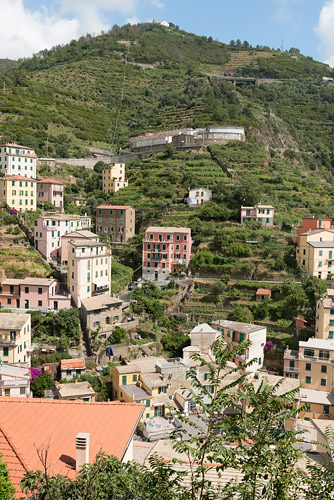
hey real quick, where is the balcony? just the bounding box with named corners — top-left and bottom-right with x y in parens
top-left (284, 366), bottom-right (299, 373)
top-left (301, 354), bottom-right (334, 364)
top-left (0, 339), bottom-right (16, 347)
top-left (151, 257), bottom-right (162, 262)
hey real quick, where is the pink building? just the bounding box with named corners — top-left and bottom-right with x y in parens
top-left (283, 348), bottom-right (299, 379)
top-left (142, 226), bottom-right (192, 281)
top-left (241, 204), bottom-right (274, 227)
top-left (34, 214), bottom-right (92, 261)
top-left (60, 230), bottom-right (99, 265)
top-left (36, 179), bottom-right (64, 210)
top-left (0, 277), bottom-right (71, 311)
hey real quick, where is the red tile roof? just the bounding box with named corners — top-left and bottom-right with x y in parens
top-left (0, 398), bottom-right (144, 497)
top-left (60, 358), bottom-right (86, 370)
top-left (256, 289), bottom-right (271, 295)
top-left (37, 178), bottom-right (64, 185)
top-left (3, 175), bottom-right (36, 181)
top-left (96, 205), bottom-right (132, 210)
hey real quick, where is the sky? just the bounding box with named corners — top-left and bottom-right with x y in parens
top-left (2, 0), bottom-right (334, 66)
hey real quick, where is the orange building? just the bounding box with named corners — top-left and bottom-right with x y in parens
top-left (296, 217), bottom-right (334, 245)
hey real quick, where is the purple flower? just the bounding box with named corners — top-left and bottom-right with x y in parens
top-left (264, 341), bottom-right (274, 352)
top-left (29, 367), bottom-right (42, 382)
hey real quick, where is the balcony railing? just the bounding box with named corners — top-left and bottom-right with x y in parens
top-left (284, 366), bottom-right (299, 373)
top-left (301, 354), bottom-right (334, 364)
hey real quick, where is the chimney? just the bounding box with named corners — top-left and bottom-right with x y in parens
top-left (76, 433), bottom-right (90, 471)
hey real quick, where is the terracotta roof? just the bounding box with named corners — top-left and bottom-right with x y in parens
top-left (60, 358), bottom-right (86, 370)
top-left (256, 288), bottom-right (271, 295)
top-left (96, 205), bottom-right (133, 210)
top-left (37, 178), bottom-right (64, 185)
top-left (2, 175), bottom-right (36, 181)
top-left (0, 398), bottom-right (144, 496)
top-left (0, 143), bottom-right (35, 150)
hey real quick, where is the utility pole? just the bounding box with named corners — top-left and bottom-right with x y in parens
top-left (281, 36), bottom-right (284, 52)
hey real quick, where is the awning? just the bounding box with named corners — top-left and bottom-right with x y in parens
top-left (93, 280), bottom-right (110, 287)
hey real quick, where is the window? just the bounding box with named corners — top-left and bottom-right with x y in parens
top-left (3, 348), bottom-right (8, 356)
top-left (4, 389), bottom-right (10, 396)
top-left (258, 357), bottom-right (262, 365)
top-left (146, 400), bottom-right (150, 407)
top-left (38, 288), bottom-right (42, 295)
top-left (227, 330), bottom-right (231, 337)
top-left (239, 333), bottom-right (245, 341)
top-left (305, 376), bottom-right (311, 384)
top-left (321, 365), bottom-right (327, 373)
top-left (132, 374), bottom-right (137, 382)
top-left (305, 363), bottom-right (311, 371)
top-left (122, 375), bottom-right (127, 385)
top-left (147, 243), bottom-right (151, 250)
top-left (324, 405), bottom-right (330, 415)
top-left (38, 300), bottom-right (42, 307)
top-left (319, 262), bottom-right (322, 268)
top-left (150, 234), bottom-right (153, 240)
top-left (289, 360), bottom-right (295, 368)
top-left (204, 373), bottom-right (209, 381)
top-left (329, 331), bottom-right (334, 339)
top-left (319, 250), bottom-right (323, 256)
top-left (330, 320), bottom-right (334, 326)
top-left (321, 379), bottom-right (326, 387)
top-left (20, 388), bottom-right (25, 395)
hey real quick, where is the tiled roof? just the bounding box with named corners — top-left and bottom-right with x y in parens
top-left (256, 288), bottom-right (271, 295)
top-left (2, 175), bottom-right (36, 181)
top-left (0, 398), bottom-right (144, 496)
top-left (0, 143), bottom-right (35, 150)
top-left (81, 295), bottom-right (122, 312)
top-left (0, 313), bottom-right (30, 330)
top-left (96, 205), bottom-right (133, 210)
top-left (145, 226), bottom-right (191, 233)
top-left (60, 358), bottom-right (85, 370)
top-left (37, 178), bottom-right (64, 185)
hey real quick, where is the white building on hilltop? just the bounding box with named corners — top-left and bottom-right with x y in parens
top-left (0, 143), bottom-right (37, 179)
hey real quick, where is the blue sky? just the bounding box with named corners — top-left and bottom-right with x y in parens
top-left (2, 0), bottom-right (334, 65)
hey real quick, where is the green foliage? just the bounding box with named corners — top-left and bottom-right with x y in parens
top-left (29, 309), bottom-right (80, 343)
top-left (110, 259), bottom-right (133, 294)
top-left (161, 332), bottom-right (190, 357)
top-left (131, 282), bottom-right (164, 322)
top-left (232, 305), bottom-right (254, 323)
top-left (111, 328), bottom-right (127, 343)
top-left (31, 373), bottom-right (55, 398)
top-left (0, 453), bottom-right (15, 499)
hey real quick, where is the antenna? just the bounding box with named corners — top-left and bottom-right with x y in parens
top-left (281, 36), bottom-right (284, 52)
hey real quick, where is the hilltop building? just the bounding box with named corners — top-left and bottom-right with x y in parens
top-left (0, 175), bottom-right (36, 212)
top-left (67, 239), bottom-right (111, 307)
top-left (187, 188), bottom-right (212, 206)
top-left (81, 295), bottom-right (123, 335)
top-left (96, 205), bottom-right (135, 243)
top-left (36, 178), bottom-right (64, 210)
top-left (0, 276), bottom-right (70, 312)
top-left (34, 213), bottom-right (92, 261)
top-left (102, 163), bottom-right (128, 193)
top-left (296, 228), bottom-right (334, 279)
top-left (0, 313), bottom-right (31, 365)
top-left (0, 142), bottom-right (37, 178)
top-left (142, 226), bottom-right (192, 281)
top-left (296, 217), bottom-right (334, 245)
top-left (240, 204), bottom-right (274, 227)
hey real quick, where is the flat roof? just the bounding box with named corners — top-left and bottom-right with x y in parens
top-left (145, 226), bottom-right (191, 233)
top-left (211, 319), bottom-right (265, 335)
top-left (252, 373), bottom-right (300, 395)
top-left (96, 205), bottom-right (133, 210)
top-left (62, 230), bottom-right (97, 239)
top-left (0, 313), bottom-right (30, 330)
top-left (70, 239), bottom-right (106, 248)
top-left (56, 381), bottom-right (95, 398)
top-left (300, 338), bottom-right (334, 350)
top-left (2, 277), bottom-right (56, 287)
top-left (81, 295), bottom-right (122, 312)
top-left (309, 241), bottom-right (334, 248)
top-left (120, 384), bottom-right (151, 400)
top-left (300, 388), bottom-right (334, 405)
top-left (39, 213), bottom-right (91, 221)
top-left (116, 356), bottom-right (167, 374)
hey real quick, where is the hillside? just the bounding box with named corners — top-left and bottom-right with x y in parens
top-left (0, 23), bottom-right (333, 158)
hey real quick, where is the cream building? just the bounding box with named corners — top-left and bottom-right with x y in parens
top-left (296, 229), bottom-right (334, 279)
top-left (0, 314), bottom-right (31, 366)
top-left (316, 289), bottom-right (334, 340)
top-left (67, 239), bottom-right (112, 307)
top-left (0, 175), bottom-right (36, 212)
top-left (293, 338), bottom-right (334, 392)
top-left (102, 163), bottom-right (128, 194)
top-left (0, 143), bottom-right (37, 178)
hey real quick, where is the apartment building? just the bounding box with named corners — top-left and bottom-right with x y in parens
top-left (0, 363), bottom-right (31, 397)
top-left (315, 288), bottom-right (334, 340)
top-left (0, 313), bottom-right (31, 365)
top-left (67, 239), bottom-right (111, 307)
top-left (211, 319), bottom-right (266, 375)
top-left (112, 356), bottom-right (188, 419)
top-left (36, 178), bottom-right (64, 210)
top-left (0, 142), bottom-right (37, 178)
top-left (296, 217), bottom-right (334, 245)
top-left (102, 163), bottom-right (128, 194)
top-left (34, 214), bottom-right (92, 261)
top-left (284, 338), bottom-right (334, 391)
top-left (0, 277), bottom-right (70, 311)
top-left (60, 230), bottom-right (98, 265)
top-left (241, 204), bottom-right (274, 227)
top-left (296, 229), bottom-right (334, 279)
top-left (0, 175), bottom-right (36, 212)
top-left (96, 205), bottom-right (135, 243)
top-left (142, 226), bottom-right (192, 281)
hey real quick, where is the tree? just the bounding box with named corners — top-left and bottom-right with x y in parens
top-left (31, 373), bottom-right (55, 398)
top-left (230, 40), bottom-right (235, 46)
top-left (0, 454), bottom-right (15, 499)
top-left (111, 328), bottom-right (126, 343)
top-left (232, 305), bottom-right (254, 323)
top-left (243, 40), bottom-right (250, 49)
top-left (301, 275), bottom-right (327, 310)
top-left (304, 426), bottom-right (334, 499)
top-left (278, 279), bottom-right (308, 319)
top-left (164, 143), bottom-right (176, 159)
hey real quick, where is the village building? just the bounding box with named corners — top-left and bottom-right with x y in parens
top-left (81, 295), bottom-right (123, 334)
top-left (0, 398), bottom-right (143, 497)
top-left (67, 239), bottom-right (111, 307)
top-left (102, 163), bottom-right (128, 193)
top-left (60, 230), bottom-right (98, 266)
top-left (211, 319), bottom-right (266, 375)
top-left (187, 187), bottom-right (212, 206)
top-left (0, 175), bottom-right (36, 212)
top-left (296, 228), bottom-right (334, 279)
top-left (240, 204), bottom-right (274, 227)
top-left (34, 213), bottom-right (92, 261)
top-left (55, 381), bottom-right (96, 401)
top-left (36, 178), bottom-right (64, 210)
top-left (142, 226), bottom-right (192, 281)
top-left (112, 356), bottom-right (188, 419)
top-left (0, 363), bottom-right (31, 397)
top-left (96, 205), bottom-right (135, 243)
top-left (255, 288), bottom-right (271, 302)
top-left (60, 358), bottom-right (86, 381)
top-left (0, 313), bottom-right (31, 366)
top-left (0, 277), bottom-right (71, 311)
top-left (315, 288), bottom-right (334, 340)
top-left (0, 142), bottom-right (37, 178)
top-left (296, 217), bottom-right (334, 245)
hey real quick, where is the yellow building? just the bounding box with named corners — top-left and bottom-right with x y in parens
top-left (102, 163), bottom-right (128, 194)
top-left (316, 289), bottom-right (334, 340)
top-left (0, 175), bottom-right (36, 212)
top-left (299, 388), bottom-right (334, 420)
top-left (297, 338), bottom-right (334, 392)
top-left (112, 356), bottom-right (188, 419)
top-left (296, 229), bottom-right (334, 279)
top-left (0, 313), bottom-right (31, 366)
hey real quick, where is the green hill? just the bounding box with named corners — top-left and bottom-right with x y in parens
top-left (0, 23), bottom-right (333, 158)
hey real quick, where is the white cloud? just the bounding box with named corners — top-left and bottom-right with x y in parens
top-left (126, 15), bottom-right (140, 25)
top-left (149, 0), bottom-right (164, 8)
top-left (315, 1), bottom-right (334, 66)
top-left (274, 0), bottom-right (301, 21)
